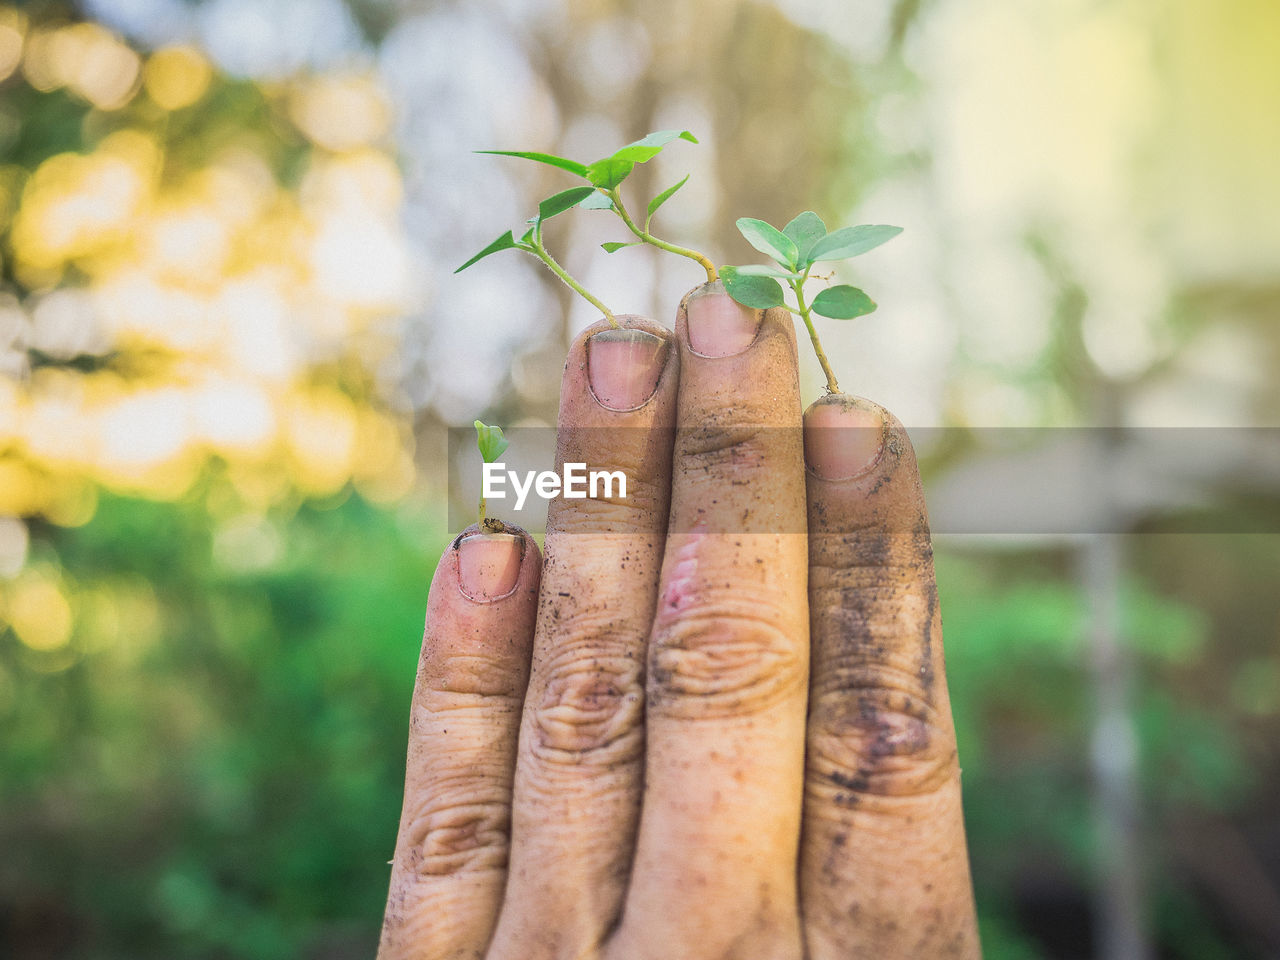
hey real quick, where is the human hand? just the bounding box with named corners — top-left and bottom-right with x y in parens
top-left (379, 282), bottom-right (980, 958)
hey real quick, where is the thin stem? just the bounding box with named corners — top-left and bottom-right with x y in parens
top-left (609, 189), bottom-right (717, 282)
top-left (792, 273), bottom-right (841, 395)
top-left (478, 494), bottom-right (486, 526)
top-left (525, 231), bottom-right (617, 327)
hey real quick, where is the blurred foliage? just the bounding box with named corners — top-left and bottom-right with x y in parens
top-left (2, 489), bottom-right (439, 957)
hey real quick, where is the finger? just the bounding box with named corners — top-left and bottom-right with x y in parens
top-left (798, 395), bottom-right (979, 959)
top-left (487, 318), bottom-right (678, 958)
top-left (379, 525), bottom-right (540, 960)
top-left (613, 282), bottom-right (808, 959)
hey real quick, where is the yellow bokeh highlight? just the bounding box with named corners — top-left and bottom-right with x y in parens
top-left (0, 458), bottom-right (48, 516)
top-left (284, 386), bottom-right (359, 497)
top-left (22, 21), bottom-right (139, 109)
top-left (0, 7), bottom-right (26, 84)
top-left (289, 73), bottom-right (392, 152)
top-left (4, 567), bottom-right (74, 652)
top-left (12, 129), bottom-right (160, 272)
top-left (0, 15), bottom-right (416, 537)
top-left (144, 45), bottom-right (211, 111)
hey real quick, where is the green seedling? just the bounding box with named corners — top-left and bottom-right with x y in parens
top-left (460, 133), bottom-right (902, 397)
top-left (474, 420), bottom-right (509, 531)
top-left (456, 130), bottom-right (716, 327)
top-left (720, 212), bottom-right (902, 395)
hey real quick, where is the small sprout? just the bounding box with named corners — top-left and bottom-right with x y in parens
top-left (646, 174), bottom-right (689, 232)
top-left (459, 131), bottom-right (715, 326)
top-left (457, 187), bottom-right (617, 325)
top-left (474, 420), bottom-right (509, 530)
top-left (722, 211), bottom-right (902, 394)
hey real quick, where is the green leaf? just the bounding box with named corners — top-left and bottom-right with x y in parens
top-left (538, 186), bottom-right (597, 221)
top-left (455, 231), bottom-right (519, 273)
top-left (811, 285), bottom-right (877, 319)
top-left (809, 224), bottom-right (903, 262)
top-left (519, 226), bottom-right (534, 244)
top-left (578, 190), bottom-right (615, 210)
top-left (601, 242), bottom-right (640, 253)
top-left (475, 150), bottom-right (589, 178)
top-left (645, 174), bottom-right (689, 226)
top-left (782, 211), bottom-right (827, 266)
top-left (586, 156), bottom-right (635, 189)
top-left (611, 129), bottom-right (698, 163)
top-left (721, 266), bottom-right (785, 310)
top-left (474, 421), bottom-right (510, 463)
top-left (732, 263), bottom-right (802, 280)
top-left (735, 217), bottom-right (799, 269)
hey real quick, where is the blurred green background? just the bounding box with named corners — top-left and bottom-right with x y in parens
top-left (1, 0), bottom-right (1278, 957)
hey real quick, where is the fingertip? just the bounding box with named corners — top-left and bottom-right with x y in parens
top-left (675, 281), bottom-right (796, 362)
top-left (447, 521), bottom-right (540, 604)
top-left (563, 315), bottom-right (678, 420)
top-left (803, 394), bottom-right (890, 481)
top-left (803, 395), bottom-right (928, 539)
top-left (803, 394), bottom-right (921, 483)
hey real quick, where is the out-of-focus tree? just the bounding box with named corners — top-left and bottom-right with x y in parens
top-left (0, 2), bottom-right (415, 541)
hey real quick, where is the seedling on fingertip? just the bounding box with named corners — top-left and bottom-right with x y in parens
top-left (455, 130), bottom-right (715, 327)
top-left (721, 212), bottom-right (902, 395)
top-left (474, 420), bottom-right (509, 532)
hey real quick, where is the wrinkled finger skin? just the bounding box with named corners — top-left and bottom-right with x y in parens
top-left (800, 395), bottom-right (980, 959)
top-left (380, 525), bottom-right (541, 960)
top-left (488, 316), bottom-right (679, 959)
top-left (380, 285), bottom-right (980, 960)
top-left (611, 286), bottom-right (809, 960)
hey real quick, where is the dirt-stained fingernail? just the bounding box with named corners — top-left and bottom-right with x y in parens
top-left (804, 399), bottom-right (886, 480)
top-left (686, 280), bottom-right (761, 358)
top-left (587, 328), bottom-right (668, 411)
top-left (457, 532), bottom-right (523, 602)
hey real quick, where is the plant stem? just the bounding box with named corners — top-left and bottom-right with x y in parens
top-left (792, 274), bottom-right (841, 395)
top-left (526, 231), bottom-right (617, 327)
top-left (478, 494), bottom-right (486, 525)
top-left (608, 189), bottom-right (718, 282)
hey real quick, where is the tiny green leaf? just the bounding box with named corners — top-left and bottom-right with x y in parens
top-left (455, 230), bottom-right (519, 273)
top-left (811, 285), bottom-right (877, 319)
top-left (782, 211), bottom-right (827, 266)
top-left (733, 263), bottom-right (803, 280)
top-left (808, 224), bottom-right (903, 262)
top-left (645, 174), bottom-right (689, 226)
top-left (586, 156), bottom-right (635, 189)
top-left (578, 190), bottom-right (615, 210)
top-left (601, 241), bottom-right (641, 253)
top-left (474, 421), bottom-right (510, 463)
top-left (538, 186), bottom-right (597, 222)
top-left (735, 217), bottom-right (799, 270)
top-left (475, 150), bottom-right (589, 178)
top-left (721, 266), bottom-right (785, 310)
top-left (611, 129), bottom-right (698, 164)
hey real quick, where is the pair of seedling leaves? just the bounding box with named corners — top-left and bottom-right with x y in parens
top-left (455, 130), bottom-right (901, 384)
top-left (464, 133), bottom-right (902, 523)
top-left (454, 130), bottom-right (711, 309)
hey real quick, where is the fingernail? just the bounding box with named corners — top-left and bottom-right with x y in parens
top-left (457, 533), bottom-right (522, 602)
top-left (587, 328), bottom-right (668, 411)
top-left (686, 280), bottom-right (761, 358)
top-left (804, 401), bottom-right (886, 480)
